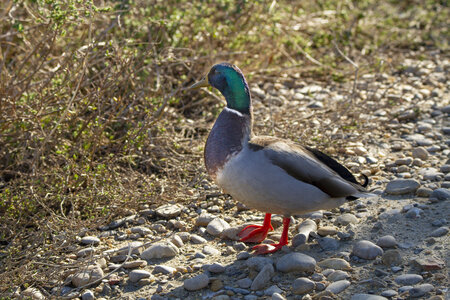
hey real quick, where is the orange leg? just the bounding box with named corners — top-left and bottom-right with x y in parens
top-left (252, 217), bottom-right (291, 254)
top-left (238, 213), bottom-right (274, 243)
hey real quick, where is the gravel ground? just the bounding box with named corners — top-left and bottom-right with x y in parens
top-left (17, 55), bottom-right (449, 300)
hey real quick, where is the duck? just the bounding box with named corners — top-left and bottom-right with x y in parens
top-left (189, 62), bottom-right (371, 254)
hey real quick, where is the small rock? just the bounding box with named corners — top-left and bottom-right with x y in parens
top-left (152, 265), bottom-right (176, 275)
top-left (251, 264), bottom-right (274, 290)
top-left (412, 147), bottom-right (429, 160)
top-left (183, 273), bottom-right (209, 291)
top-left (247, 256), bottom-right (274, 271)
top-left (318, 226), bottom-right (338, 236)
top-left (155, 204), bottom-right (183, 218)
top-left (72, 265), bottom-right (104, 287)
top-left (395, 157), bottom-right (413, 165)
top-left (265, 285), bottom-right (283, 296)
top-left (318, 258), bottom-right (352, 270)
top-left (394, 274), bottom-right (423, 285)
top-left (381, 249), bottom-right (402, 266)
top-left (170, 234), bottom-right (184, 248)
top-left (203, 245), bottom-right (221, 256)
top-left (206, 262), bottom-right (226, 273)
top-left (221, 227), bottom-right (242, 240)
top-left (318, 237), bottom-right (340, 250)
top-left (190, 234), bottom-right (207, 244)
top-left (130, 226), bottom-right (152, 236)
top-left (129, 270), bottom-right (151, 283)
top-left (77, 247), bottom-right (95, 258)
top-left (352, 240), bottom-right (383, 260)
top-left (429, 226), bottom-right (449, 237)
top-left (325, 280), bottom-right (350, 294)
top-left (141, 242), bottom-right (179, 259)
top-left (327, 270), bottom-right (349, 282)
top-left (412, 257), bottom-right (445, 270)
top-left (80, 236), bottom-right (100, 246)
top-left (292, 277), bottom-right (315, 294)
top-left (210, 279), bottom-right (223, 292)
top-left (21, 287), bottom-right (45, 300)
top-left (81, 289), bottom-right (95, 300)
top-left (430, 188), bottom-right (450, 201)
top-left (237, 277), bottom-right (253, 289)
top-left (405, 207), bottom-right (423, 218)
top-left (416, 187), bottom-right (432, 197)
top-left (292, 219), bottom-right (317, 246)
top-left (409, 283), bottom-right (434, 298)
top-left (335, 213), bottom-right (359, 226)
top-left (122, 260), bottom-right (147, 269)
top-left (196, 212), bottom-right (216, 226)
top-left (351, 294), bottom-right (388, 300)
top-left (380, 290), bottom-right (397, 297)
top-left (276, 253), bottom-right (316, 273)
top-left (384, 179), bottom-right (420, 195)
top-left (376, 235), bottom-right (397, 248)
top-left (271, 292), bottom-right (286, 300)
top-left (206, 218), bottom-right (230, 236)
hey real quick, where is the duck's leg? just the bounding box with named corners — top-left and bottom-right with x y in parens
top-left (238, 213), bottom-right (273, 243)
top-left (252, 217), bottom-right (291, 254)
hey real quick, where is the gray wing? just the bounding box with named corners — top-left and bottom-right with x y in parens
top-left (248, 136), bottom-right (365, 198)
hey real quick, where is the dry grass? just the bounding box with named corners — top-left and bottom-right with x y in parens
top-left (0, 0), bottom-right (448, 294)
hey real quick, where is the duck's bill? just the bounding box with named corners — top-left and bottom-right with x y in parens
top-left (188, 77), bottom-right (209, 89)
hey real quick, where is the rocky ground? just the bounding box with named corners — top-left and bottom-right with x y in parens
top-left (17, 55), bottom-right (449, 300)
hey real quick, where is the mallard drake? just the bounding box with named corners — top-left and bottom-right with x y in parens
top-left (189, 62), bottom-right (370, 254)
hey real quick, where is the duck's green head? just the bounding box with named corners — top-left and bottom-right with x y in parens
top-left (190, 62), bottom-right (251, 115)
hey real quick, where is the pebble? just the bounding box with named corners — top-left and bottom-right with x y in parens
top-left (412, 257), bottom-right (444, 270)
top-left (155, 204), bottom-right (183, 218)
top-left (271, 292), bottom-right (286, 300)
top-left (318, 237), bottom-right (340, 250)
top-left (325, 280), bottom-right (350, 294)
top-left (352, 240), bottom-right (383, 260)
top-left (247, 256), bottom-right (274, 271)
top-left (292, 219), bottom-right (317, 246)
top-left (394, 274), bottom-right (423, 285)
top-left (81, 289), bottom-right (95, 300)
top-left (265, 285), bottom-right (283, 296)
top-left (276, 252), bottom-right (316, 273)
top-left (72, 265), bottom-right (104, 287)
top-left (129, 270), bottom-right (151, 283)
top-left (380, 289), bottom-right (397, 297)
top-left (405, 207), bottom-right (423, 218)
top-left (130, 226), bottom-right (152, 236)
top-left (440, 164), bottom-right (450, 173)
top-left (416, 187), bottom-right (433, 197)
top-left (21, 288), bottom-right (45, 300)
top-left (327, 270), bottom-right (349, 282)
top-left (292, 277), bottom-right (315, 294)
top-left (335, 213), bottom-right (359, 226)
top-left (141, 241), bottom-right (179, 259)
top-left (183, 273), bottom-right (209, 291)
top-left (399, 285), bottom-right (414, 293)
top-left (376, 235), bottom-right (397, 248)
top-left (384, 179), bottom-right (420, 195)
top-left (430, 188), bottom-right (450, 201)
top-left (206, 218), bottom-right (230, 236)
top-left (122, 260), bottom-right (147, 269)
top-left (237, 277), bottom-right (253, 289)
top-left (153, 265), bottom-right (176, 274)
top-left (318, 258), bottom-right (352, 270)
top-left (251, 263), bottom-right (274, 290)
top-left (80, 236), bottom-right (100, 246)
top-left (412, 147), bottom-right (429, 160)
top-left (351, 294), bottom-right (388, 300)
top-left (190, 234), bottom-right (207, 244)
top-left (381, 249), bottom-right (402, 266)
top-left (207, 262), bottom-right (226, 273)
top-left (77, 247), bottom-right (95, 258)
top-left (409, 283), bottom-right (434, 298)
top-left (429, 226), bottom-right (449, 237)
top-left (170, 234), bottom-right (184, 248)
top-left (317, 226), bottom-right (338, 236)
top-left (203, 245), bottom-right (221, 256)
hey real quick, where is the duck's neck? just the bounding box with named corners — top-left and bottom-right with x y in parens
top-left (204, 107), bottom-right (252, 178)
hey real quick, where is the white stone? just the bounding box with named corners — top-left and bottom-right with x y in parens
top-left (183, 273), bottom-right (209, 291)
top-left (141, 241), bottom-right (179, 259)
